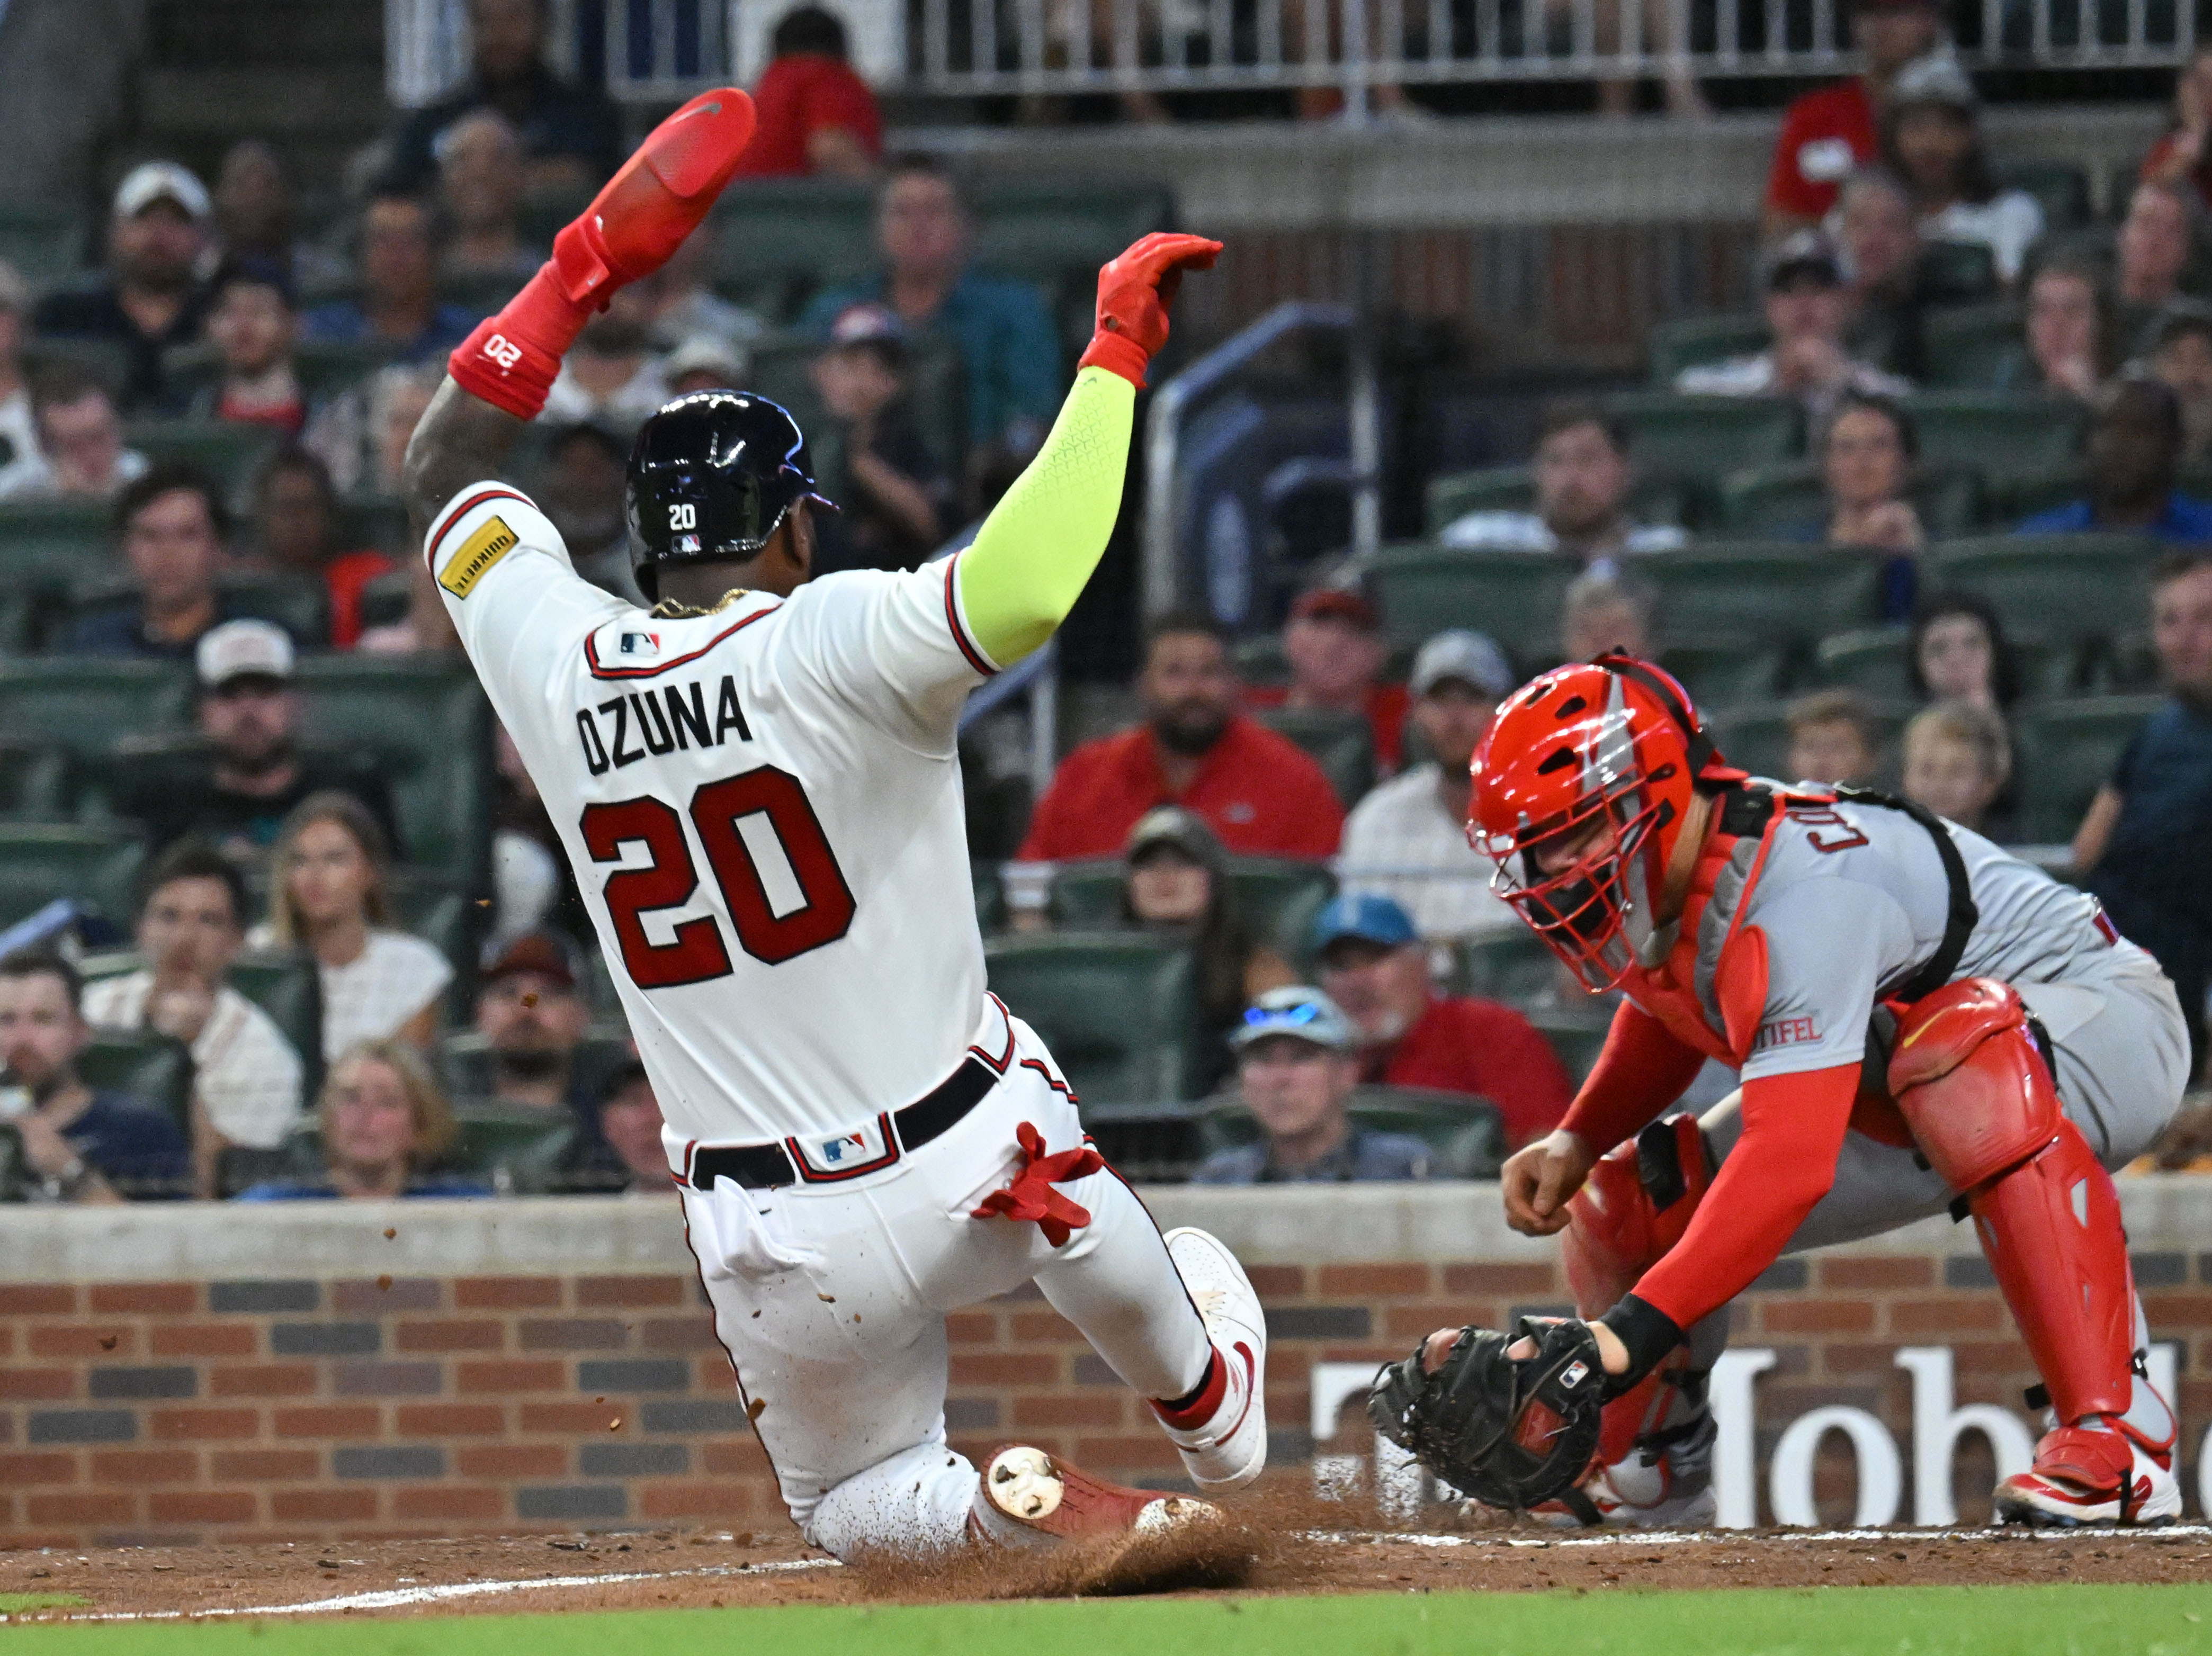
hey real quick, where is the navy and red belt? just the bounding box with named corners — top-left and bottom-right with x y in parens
top-left (681, 1054), bottom-right (1000, 1192)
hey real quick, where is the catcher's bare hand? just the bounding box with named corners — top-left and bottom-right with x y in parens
top-left (1501, 1128), bottom-right (1596, 1236)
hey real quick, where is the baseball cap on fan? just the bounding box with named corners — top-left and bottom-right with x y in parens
top-left (1762, 229), bottom-right (1844, 292)
top-left (480, 929), bottom-right (582, 989)
top-left (195, 618), bottom-right (294, 691)
top-left (1410, 629), bottom-right (1514, 699)
top-left (113, 161), bottom-right (212, 222)
top-left (1231, 985), bottom-right (1357, 1053)
top-left (1288, 587), bottom-right (1382, 631)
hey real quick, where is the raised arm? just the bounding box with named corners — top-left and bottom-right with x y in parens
top-left (401, 87), bottom-right (759, 542)
top-left (956, 232), bottom-right (1221, 668)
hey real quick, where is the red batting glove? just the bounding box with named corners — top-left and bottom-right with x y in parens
top-left (1077, 231), bottom-right (1223, 389)
top-left (971, 1121), bottom-right (1105, 1248)
top-left (450, 87), bottom-right (757, 420)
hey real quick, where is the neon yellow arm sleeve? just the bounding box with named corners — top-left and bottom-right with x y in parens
top-left (953, 365), bottom-right (1136, 668)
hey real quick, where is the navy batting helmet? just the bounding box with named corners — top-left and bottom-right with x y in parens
top-left (625, 391), bottom-right (835, 600)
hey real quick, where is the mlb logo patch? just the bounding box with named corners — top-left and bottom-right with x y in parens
top-left (674, 533), bottom-right (702, 554)
top-left (619, 631), bottom-right (661, 657)
top-left (789, 1113), bottom-right (897, 1180)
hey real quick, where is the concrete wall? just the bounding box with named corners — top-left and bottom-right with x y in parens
top-left (3, 1180), bottom-right (2208, 1545)
top-left (0, 0), bottom-right (148, 206)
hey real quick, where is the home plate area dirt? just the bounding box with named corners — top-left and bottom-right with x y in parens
top-left (9, 1495), bottom-right (2212, 1622)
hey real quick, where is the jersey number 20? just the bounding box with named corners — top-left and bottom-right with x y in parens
top-left (580, 766), bottom-right (857, 987)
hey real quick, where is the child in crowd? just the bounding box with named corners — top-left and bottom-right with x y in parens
top-left (807, 303), bottom-right (953, 572)
top-left (1784, 687), bottom-right (1884, 786)
top-left (1901, 700), bottom-right (2014, 838)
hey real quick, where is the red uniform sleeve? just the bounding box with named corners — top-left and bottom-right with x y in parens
top-left (1559, 1000), bottom-right (1711, 1151)
top-left (1632, 1062), bottom-right (1858, 1330)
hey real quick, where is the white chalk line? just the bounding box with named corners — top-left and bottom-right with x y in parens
top-left (55, 1558), bottom-right (840, 1622)
top-left (38, 1523), bottom-right (2212, 1622)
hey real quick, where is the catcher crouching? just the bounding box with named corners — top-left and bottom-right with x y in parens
top-left (1373, 654), bottom-right (2186, 1528)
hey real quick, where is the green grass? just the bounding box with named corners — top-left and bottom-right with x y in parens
top-left (5, 1584), bottom-right (2208, 1654)
top-left (0, 1596), bottom-right (90, 1614)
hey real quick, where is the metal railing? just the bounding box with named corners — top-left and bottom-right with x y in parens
top-left (1142, 301), bottom-right (1378, 626)
top-left (392, 0), bottom-right (2200, 106)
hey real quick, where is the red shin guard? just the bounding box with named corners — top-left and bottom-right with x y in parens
top-left (450, 87), bottom-right (756, 420)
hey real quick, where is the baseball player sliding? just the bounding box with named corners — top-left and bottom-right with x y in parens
top-left (400, 89), bottom-right (1265, 1557)
top-left (1373, 654), bottom-right (2186, 1528)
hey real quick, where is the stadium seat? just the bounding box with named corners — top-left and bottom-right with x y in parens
top-left (1197, 1085), bottom-right (1508, 1177)
top-left (62, 568), bottom-right (332, 652)
top-left (1915, 239), bottom-right (2001, 306)
top-left (1817, 624), bottom-right (2080, 700)
top-left (1920, 303), bottom-right (2026, 391)
top-left (229, 950), bottom-right (326, 1099)
top-left (451, 1105), bottom-right (578, 1186)
top-left (1607, 394), bottom-right (1804, 482)
top-left (1708, 698), bottom-right (1911, 785)
top-left (20, 337), bottom-right (131, 399)
top-left (291, 656), bottom-right (494, 892)
top-left (1364, 544), bottom-right (1579, 668)
top-left (1520, 1008), bottom-right (1614, 1087)
top-left (1255, 705), bottom-right (1376, 808)
top-left (972, 860), bottom-right (1006, 935)
top-left (1047, 857), bottom-right (1337, 963)
top-left (0, 659), bottom-right (191, 759)
top-left (1655, 636), bottom-right (1793, 709)
top-left (123, 421), bottom-right (285, 502)
top-left (0, 500), bottom-right (113, 646)
top-left (1453, 927), bottom-right (1562, 1006)
top-left (1923, 534), bottom-right (2161, 645)
top-left (437, 1029), bottom-right (634, 1108)
top-left (2013, 696), bottom-right (2163, 843)
top-left (984, 931), bottom-right (1201, 1104)
top-left (971, 178), bottom-right (1176, 358)
top-left (1637, 544), bottom-right (1887, 641)
top-left (0, 742), bottom-right (69, 820)
top-left (0, 823), bottom-right (145, 930)
top-left (1998, 160), bottom-right (2093, 230)
top-left (1906, 394), bottom-right (2085, 481)
top-left (76, 1030), bottom-right (194, 1141)
top-left (0, 201), bottom-right (84, 291)
top-left (1715, 461), bottom-right (1982, 539)
top-left (711, 178), bottom-right (879, 320)
top-left (342, 496), bottom-right (411, 556)
top-left (1644, 313), bottom-right (1769, 385)
top-left (1422, 466), bottom-right (1691, 541)
top-left (1076, 1110), bottom-right (1205, 1183)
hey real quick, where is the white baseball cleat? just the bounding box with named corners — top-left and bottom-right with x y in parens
top-left (1157, 1226), bottom-right (1268, 1490)
top-left (971, 1445), bottom-right (1221, 1548)
top-left (1537, 1409), bottom-right (1718, 1529)
top-left (1994, 1423), bottom-right (2181, 1527)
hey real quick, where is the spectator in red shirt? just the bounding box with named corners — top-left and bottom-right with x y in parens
top-left (1310, 893), bottom-right (1573, 1149)
top-left (733, 7), bottom-right (883, 182)
top-left (1243, 588), bottom-right (1409, 775)
top-left (1012, 610), bottom-right (1346, 878)
top-left (1764, 0), bottom-right (1946, 236)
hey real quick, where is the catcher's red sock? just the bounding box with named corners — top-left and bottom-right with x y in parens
top-left (449, 86), bottom-right (756, 421)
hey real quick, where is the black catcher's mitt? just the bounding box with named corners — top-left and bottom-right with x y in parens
top-left (1367, 1317), bottom-right (1608, 1516)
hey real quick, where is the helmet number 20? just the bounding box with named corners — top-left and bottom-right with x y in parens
top-left (668, 502), bottom-right (697, 532)
top-left (580, 766), bottom-right (857, 988)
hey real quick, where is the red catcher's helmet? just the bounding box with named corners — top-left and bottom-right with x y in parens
top-left (1467, 653), bottom-right (1742, 992)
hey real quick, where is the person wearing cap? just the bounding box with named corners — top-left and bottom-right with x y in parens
top-left (111, 618), bottom-right (397, 862)
top-left (665, 335), bottom-right (749, 398)
top-left (1438, 397), bottom-right (1686, 563)
top-left (1243, 588), bottom-right (1410, 776)
top-left (1763, 0), bottom-right (1946, 236)
top-left (1677, 232), bottom-right (1912, 411)
top-left (0, 258), bottom-right (36, 493)
top-left (1308, 895), bottom-right (1572, 1151)
top-left (2019, 377), bottom-right (2212, 544)
top-left (536, 280), bottom-right (671, 432)
top-left (1881, 57), bottom-right (2044, 286)
top-left (32, 160), bottom-right (212, 412)
top-left (731, 5), bottom-right (885, 183)
top-left (800, 155), bottom-right (1061, 493)
top-left (383, 0), bottom-right (622, 193)
top-left (1110, 806), bottom-right (1295, 1092)
top-left (84, 838), bottom-right (306, 1185)
top-left (2145, 301), bottom-right (2212, 464)
top-left (808, 303), bottom-right (954, 574)
top-left (0, 362), bottom-right (149, 505)
top-left (1014, 609), bottom-right (1346, 870)
top-left (58, 462), bottom-right (243, 656)
top-left (1337, 630), bottom-right (1521, 945)
top-left (1190, 986), bottom-right (1433, 1184)
top-left (2118, 179), bottom-right (2202, 312)
top-left (437, 110), bottom-right (547, 291)
top-left (302, 189), bottom-right (485, 366)
top-left (471, 929), bottom-right (598, 1117)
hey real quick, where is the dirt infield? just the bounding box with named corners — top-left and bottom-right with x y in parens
top-left (9, 1497), bottom-right (2212, 1623)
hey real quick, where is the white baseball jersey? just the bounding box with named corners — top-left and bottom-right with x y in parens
top-left (426, 481), bottom-right (998, 1147)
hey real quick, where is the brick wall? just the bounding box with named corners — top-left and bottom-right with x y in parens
top-left (4, 1210), bottom-right (2208, 1545)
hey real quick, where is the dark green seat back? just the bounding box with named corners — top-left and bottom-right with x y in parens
top-left (437, 1029), bottom-right (632, 1107)
top-left (1924, 534), bottom-right (2161, 646)
top-left (744, 328), bottom-right (969, 475)
top-left (0, 201), bottom-right (85, 290)
top-left (0, 823), bottom-right (145, 928)
top-left (1607, 394), bottom-right (1804, 480)
top-left (1998, 160), bottom-right (2091, 230)
top-left (228, 950), bottom-right (325, 1098)
top-left (0, 501), bottom-right (111, 622)
top-left (972, 860), bottom-right (1006, 935)
top-left (451, 1106), bottom-right (577, 1183)
top-left (1049, 858), bottom-right (1336, 964)
top-left (1645, 313), bottom-right (1770, 385)
top-left (1639, 545), bottom-right (1886, 641)
top-left (1920, 302), bottom-right (2026, 391)
top-left (1519, 1010), bottom-right (1614, 1088)
top-left (1425, 467), bottom-right (1688, 540)
top-left (1716, 461), bottom-right (1982, 539)
top-left (1653, 636), bottom-right (1793, 710)
top-left (0, 743), bottom-right (70, 820)
top-left (123, 421), bottom-right (285, 503)
top-left (291, 656), bottom-right (492, 890)
top-left (1365, 544), bottom-right (1578, 668)
top-left (76, 1029), bottom-right (194, 1137)
top-left (984, 931), bottom-right (1200, 1105)
top-left (1454, 928), bottom-right (1563, 1006)
top-left (1906, 394), bottom-right (2085, 481)
top-left (1819, 624), bottom-right (2079, 700)
top-left (711, 179), bottom-right (879, 319)
top-left (2014, 696), bottom-right (2163, 842)
top-left (0, 659), bottom-right (191, 759)
top-left (1253, 705), bottom-right (1375, 809)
